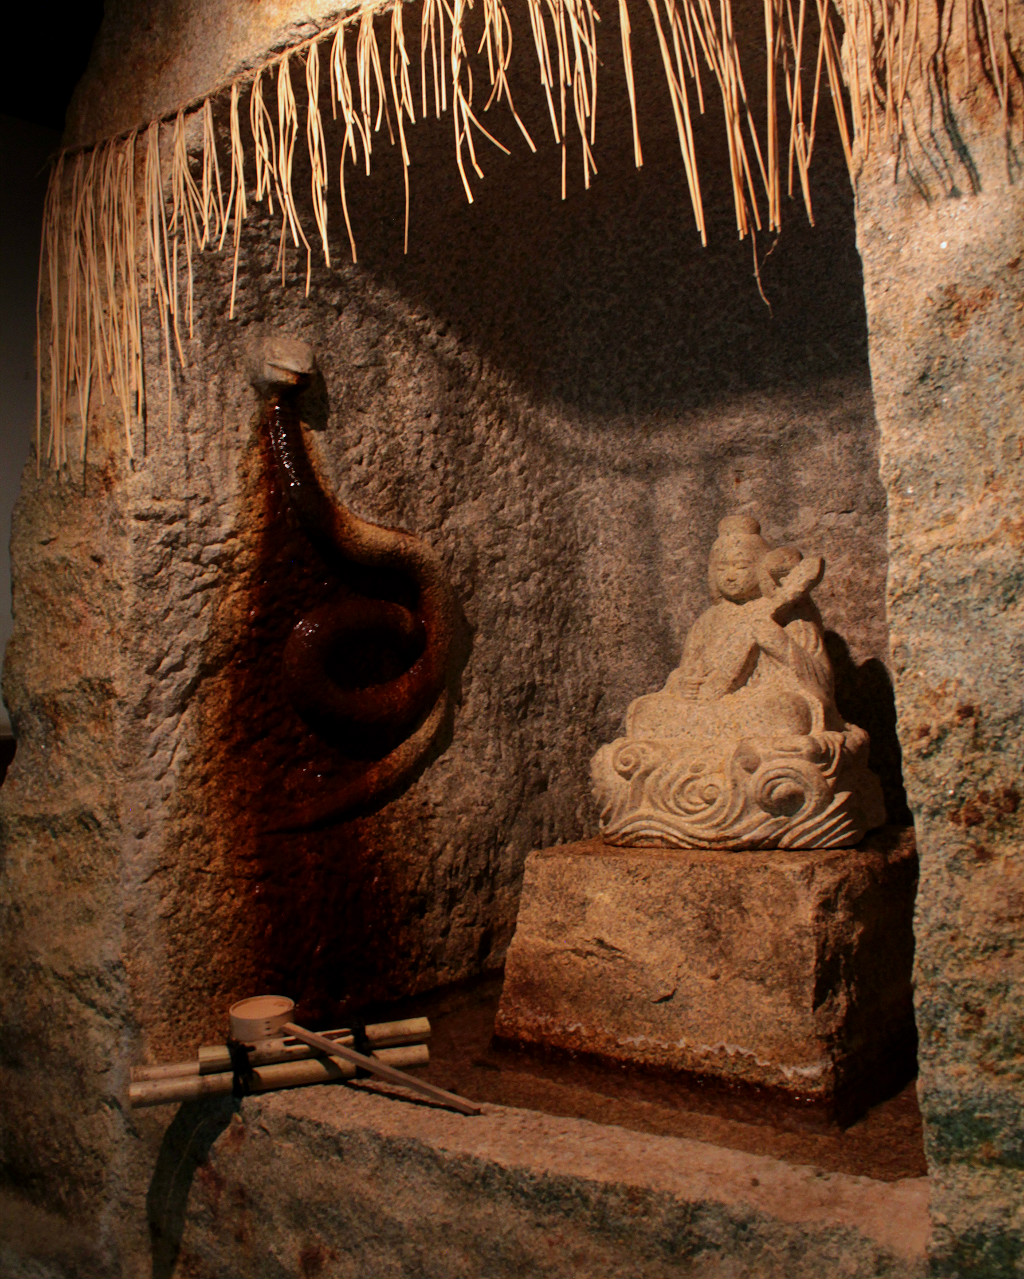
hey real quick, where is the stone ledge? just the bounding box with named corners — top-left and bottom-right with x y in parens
top-left (152, 1086), bottom-right (930, 1279)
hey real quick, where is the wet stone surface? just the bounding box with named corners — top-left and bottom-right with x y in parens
top-left (363, 967), bottom-right (927, 1181)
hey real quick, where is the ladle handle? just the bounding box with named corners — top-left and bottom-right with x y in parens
top-left (283, 1022), bottom-right (481, 1117)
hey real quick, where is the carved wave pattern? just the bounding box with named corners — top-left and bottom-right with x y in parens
top-left (592, 729), bottom-right (880, 850)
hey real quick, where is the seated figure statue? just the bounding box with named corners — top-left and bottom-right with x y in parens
top-left (591, 515), bottom-right (886, 849)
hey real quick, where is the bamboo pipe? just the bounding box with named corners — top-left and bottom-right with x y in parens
top-left (283, 1021), bottom-right (481, 1117)
top-left (130, 1017), bottom-right (431, 1083)
top-left (129, 1043), bottom-right (430, 1108)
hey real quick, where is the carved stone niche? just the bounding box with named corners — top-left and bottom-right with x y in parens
top-left (497, 515), bottom-right (914, 1109)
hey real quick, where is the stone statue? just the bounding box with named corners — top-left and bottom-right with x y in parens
top-left (591, 515), bottom-right (885, 849)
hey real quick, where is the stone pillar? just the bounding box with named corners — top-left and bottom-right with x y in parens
top-left (0, 412), bottom-right (137, 1272)
top-left (848, 14), bottom-right (1024, 1270)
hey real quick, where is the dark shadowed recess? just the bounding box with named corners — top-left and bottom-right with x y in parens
top-left (0, 738), bottom-right (15, 787)
top-left (1, 3), bottom-right (105, 130)
top-left (828, 635), bottom-right (912, 824)
top-left (266, 0), bottom-right (871, 423)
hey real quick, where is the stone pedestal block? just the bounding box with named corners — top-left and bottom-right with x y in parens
top-left (496, 830), bottom-right (917, 1104)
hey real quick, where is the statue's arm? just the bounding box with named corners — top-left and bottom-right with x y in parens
top-left (664, 612), bottom-right (712, 698)
top-left (748, 607), bottom-right (791, 663)
top-left (750, 556), bottom-right (827, 666)
top-left (769, 556), bottom-right (824, 616)
top-left (695, 613), bottom-right (761, 698)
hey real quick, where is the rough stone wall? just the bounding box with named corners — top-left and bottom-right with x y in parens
top-left (64, 0), bottom-right (354, 149)
top-left (19, 0), bottom-right (894, 1049)
top-left (0, 412), bottom-right (135, 1275)
top-left (149, 118), bottom-right (892, 1045)
top-left (849, 11), bottom-right (1024, 1271)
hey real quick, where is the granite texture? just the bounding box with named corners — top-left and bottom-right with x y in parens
top-left (495, 832), bottom-right (917, 1101)
top-left (7, 0), bottom-right (892, 1053)
top-left (63, 0), bottom-right (354, 148)
top-left (849, 15), bottom-right (1024, 1272)
top-left (591, 517), bottom-right (887, 848)
top-left (0, 407), bottom-right (134, 1278)
top-left (148, 1090), bottom-right (930, 1279)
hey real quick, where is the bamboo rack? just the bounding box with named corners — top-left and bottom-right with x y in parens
top-left (130, 1042), bottom-right (431, 1107)
top-left (130, 1016), bottom-right (432, 1082)
top-left (130, 1001), bottom-right (480, 1115)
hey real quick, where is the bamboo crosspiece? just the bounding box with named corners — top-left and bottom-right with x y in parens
top-left (129, 1004), bottom-right (480, 1115)
top-left (282, 1021), bottom-right (481, 1116)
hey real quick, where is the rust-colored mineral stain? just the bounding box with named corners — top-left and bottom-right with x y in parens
top-left (195, 1162), bottom-right (227, 1215)
top-left (937, 283), bottom-right (997, 336)
top-left (299, 1243), bottom-right (337, 1278)
top-left (196, 423), bottom-right (424, 1023)
top-left (949, 786), bottom-right (1020, 828)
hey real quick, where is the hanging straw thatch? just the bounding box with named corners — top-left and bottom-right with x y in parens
top-left (35, 0), bottom-right (1021, 466)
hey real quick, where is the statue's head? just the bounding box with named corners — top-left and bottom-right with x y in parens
top-left (708, 514), bottom-right (769, 602)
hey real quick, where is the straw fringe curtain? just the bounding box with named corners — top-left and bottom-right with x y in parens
top-left (36, 0), bottom-right (1022, 465)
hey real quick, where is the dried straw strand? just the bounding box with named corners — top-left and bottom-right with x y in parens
top-left (390, 1), bottom-right (415, 252)
top-left (143, 121), bottom-right (179, 429)
top-left (330, 20), bottom-right (365, 262)
top-left (619, 0), bottom-right (644, 167)
top-left (249, 70), bottom-right (279, 214)
top-left (306, 41), bottom-right (332, 268)
top-left (108, 132), bottom-right (143, 455)
top-left (169, 110), bottom-right (205, 340)
top-left (525, 0), bottom-right (561, 147)
top-left (480, 0), bottom-right (537, 149)
top-left (220, 82), bottom-right (248, 317)
top-left (645, 0), bottom-right (705, 241)
top-left (200, 98), bottom-right (226, 249)
top-left (276, 53), bottom-right (314, 291)
top-left (449, 0), bottom-right (512, 203)
top-left (357, 7), bottom-right (394, 147)
top-left (33, 0), bottom-right (1021, 467)
top-left (421, 0), bottom-right (449, 119)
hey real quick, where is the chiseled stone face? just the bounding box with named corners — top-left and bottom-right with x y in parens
top-left (709, 539), bottom-right (761, 603)
top-left (495, 832), bottom-right (917, 1102)
top-left (591, 515), bottom-right (886, 849)
top-left (853, 120), bottom-right (1024, 1276)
